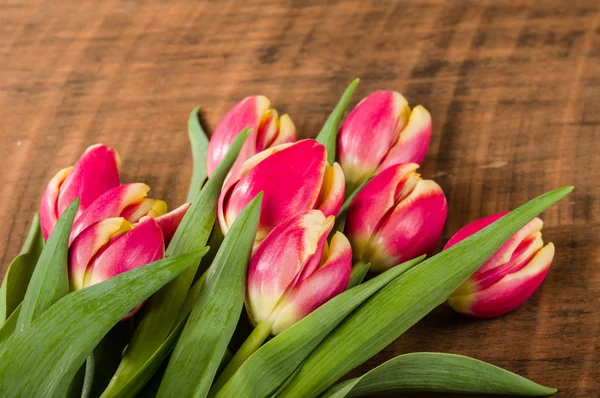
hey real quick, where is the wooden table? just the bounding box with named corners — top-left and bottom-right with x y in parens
top-left (1, 0), bottom-right (597, 396)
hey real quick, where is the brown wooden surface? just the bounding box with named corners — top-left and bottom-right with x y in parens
top-left (0, 0), bottom-right (598, 396)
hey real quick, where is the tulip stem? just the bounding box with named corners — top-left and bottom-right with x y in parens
top-left (212, 320), bottom-right (272, 393)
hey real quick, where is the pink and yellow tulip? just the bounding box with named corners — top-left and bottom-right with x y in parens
top-left (218, 139), bottom-right (345, 244)
top-left (445, 213), bottom-right (555, 318)
top-left (345, 163), bottom-right (447, 273)
top-left (40, 144), bottom-right (190, 301)
top-left (337, 90), bottom-right (432, 189)
top-left (206, 96), bottom-right (296, 178)
top-left (246, 210), bottom-right (352, 334)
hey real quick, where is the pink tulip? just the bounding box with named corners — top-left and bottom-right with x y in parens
top-left (206, 96), bottom-right (296, 178)
top-left (337, 90), bottom-right (432, 189)
top-left (247, 210), bottom-right (352, 334)
top-left (345, 163), bottom-right (447, 273)
top-left (445, 213), bottom-right (555, 318)
top-left (218, 139), bottom-right (345, 244)
top-left (40, 144), bottom-right (190, 312)
top-left (40, 144), bottom-right (121, 240)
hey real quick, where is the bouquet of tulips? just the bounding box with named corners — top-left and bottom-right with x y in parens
top-left (0, 79), bottom-right (570, 398)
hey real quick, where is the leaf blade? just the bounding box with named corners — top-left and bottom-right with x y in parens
top-left (279, 186), bottom-right (573, 397)
top-left (158, 194), bottom-right (262, 398)
top-left (316, 79), bottom-right (359, 164)
top-left (16, 199), bottom-right (79, 332)
top-left (322, 353), bottom-right (557, 397)
top-left (187, 106), bottom-right (211, 203)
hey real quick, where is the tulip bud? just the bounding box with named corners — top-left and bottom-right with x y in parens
top-left (337, 91), bottom-right (432, 189)
top-left (445, 213), bottom-right (555, 318)
top-left (247, 210), bottom-right (352, 334)
top-left (40, 144), bottom-right (121, 240)
top-left (218, 139), bottom-right (345, 244)
top-left (346, 163), bottom-right (447, 273)
top-left (206, 96), bottom-right (297, 177)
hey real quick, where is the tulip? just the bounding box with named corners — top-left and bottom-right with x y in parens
top-left (214, 210), bottom-right (352, 389)
top-left (247, 210), bottom-right (352, 335)
top-left (218, 139), bottom-right (345, 244)
top-left (206, 95), bottom-right (296, 178)
top-left (337, 90), bottom-right (432, 190)
top-left (345, 163), bottom-right (447, 273)
top-left (40, 144), bottom-right (190, 310)
top-left (40, 144), bottom-right (121, 240)
top-left (445, 213), bottom-right (555, 318)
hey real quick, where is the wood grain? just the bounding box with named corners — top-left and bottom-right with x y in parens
top-left (0, 0), bottom-right (598, 396)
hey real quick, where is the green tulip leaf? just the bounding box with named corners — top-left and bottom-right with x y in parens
top-left (214, 256), bottom-right (424, 398)
top-left (158, 194), bottom-right (262, 398)
top-left (0, 304), bottom-right (21, 344)
top-left (187, 106), bottom-right (211, 203)
top-left (16, 199), bottom-right (79, 332)
top-left (104, 129), bottom-right (251, 397)
top-left (20, 213), bottom-right (45, 257)
top-left (279, 186), bottom-right (573, 398)
top-left (346, 262), bottom-right (370, 289)
top-left (322, 353), bottom-right (557, 397)
top-left (316, 79), bottom-right (359, 164)
top-left (0, 213), bottom-right (45, 327)
top-left (0, 249), bottom-right (207, 397)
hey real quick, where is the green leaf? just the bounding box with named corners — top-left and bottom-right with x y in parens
top-left (214, 256), bottom-right (424, 398)
top-left (346, 262), bottom-right (370, 289)
top-left (0, 254), bottom-right (37, 325)
top-left (0, 249), bottom-right (207, 397)
top-left (158, 194), bottom-right (262, 398)
top-left (187, 106), bottom-right (211, 203)
top-left (0, 214), bottom-right (45, 326)
top-left (103, 129), bottom-right (251, 397)
top-left (0, 304), bottom-right (21, 344)
top-left (316, 79), bottom-right (359, 164)
top-left (16, 199), bottom-right (78, 332)
top-left (322, 353), bottom-right (557, 397)
top-left (278, 186), bottom-right (573, 398)
top-left (333, 177), bottom-right (370, 234)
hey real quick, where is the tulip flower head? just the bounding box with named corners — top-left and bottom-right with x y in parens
top-left (206, 95), bottom-right (296, 177)
top-left (446, 213), bottom-right (555, 318)
top-left (346, 163), bottom-right (447, 273)
top-left (40, 144), bottom-right (190, 304)
top-left (246, 210), bottom-right (352, 335)
top-left (218, 139), bottom-right (345, 244)
top-left (337, 90), bottom-right (432, 189)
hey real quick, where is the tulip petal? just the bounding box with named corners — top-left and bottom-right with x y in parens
top-left (256, 109), bottom-right (279, 151)
top-left (449, 243), bottom-right (554, 318)
top-left (271, 114), bottom-right (297, 147)
top-left (337, 91), bottom-right (411, 185)
top-left (316, 163), bottom-right (345, 218)
top-left (269, 232), bottom-right (352, 334)
top-left (68, 218), bottom-right (133, 290)
top-left (365, 179), bottom-right (448, 272)
top-left (40, 167), bottom-right (72, 240)
top-left (346, 163), bottom-right (419, 261)
top-left (70, 183), bottom-right (150, 242)
top-left (207, 96), bottom-right (271, 177)
top-left (445, 214), bottom-right (544, 275)
top-left (220, 140), bottom-right (327, 241)
top-left (57, 144), bottom-right (121, 217)
top-left (154, 203), bottom-right (191, 245)
top-left (87, 216), bottom-right (165, 287)
top-left (247, 211), bottom-right (331, 324)
top-left (377, 105), bottom-right (432, 171)
top-left (121, 199), bottom-right (168, 223)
